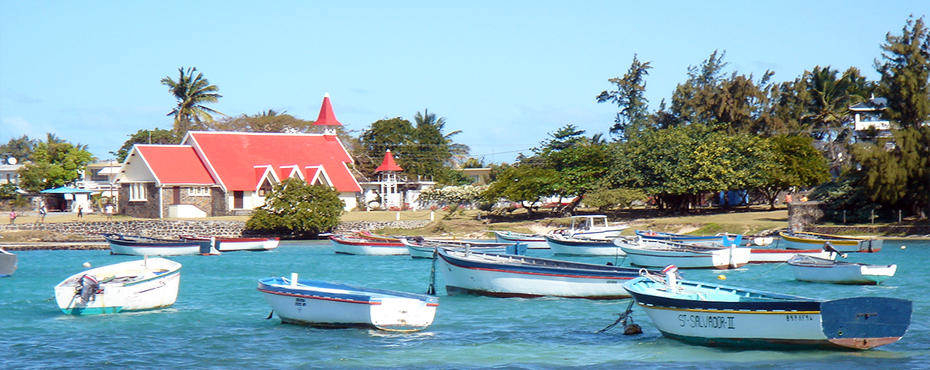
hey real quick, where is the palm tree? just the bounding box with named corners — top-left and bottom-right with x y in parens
top-left (161, 67), bottom-right (223, 135)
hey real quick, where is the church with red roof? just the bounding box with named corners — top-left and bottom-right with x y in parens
top-left (114, 94), bottom-right (362, 218)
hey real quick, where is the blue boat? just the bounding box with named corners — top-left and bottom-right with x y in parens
top-left (623, 268), bottom-right (912, 350)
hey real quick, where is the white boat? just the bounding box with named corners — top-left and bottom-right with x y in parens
top-left (777, 231), bottom-right (882, 253)
top-left (179, 235), bottom-right (279, 251)
top-left (403, 237), bottom-right (521, 259)
top-left (786, 254), bottom-right (897, 285)
top-left (329, 234), bottom-right (409, 256)
top-left (436, 247), bottom-right (646, 299)
top-left (54, 257), bottom-right (182, 315)
top-left (546, 234), bottom-right (626, 256)
top-left (1, 247), bottom-right (17, 277)
top-left (257, 273), bottom-right (438, 332)
top-left (614, 238), bottom-right (751, 269)
top-left (749, 248), bottom-right (835, 263)
top-left (105, 234), bottom-right (218, 256)
top-left (553, 215), bottom-right (628, 239)
top-left (492, 230), bottom-right (549, 249)
top-left (623, 268), bottom-right (912, 350)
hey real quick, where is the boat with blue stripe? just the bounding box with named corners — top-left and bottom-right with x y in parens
top-left (257, 274), bottom-right (438, 332)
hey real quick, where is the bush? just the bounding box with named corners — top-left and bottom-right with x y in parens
top-left (245, 178), bottom-right (345, 237)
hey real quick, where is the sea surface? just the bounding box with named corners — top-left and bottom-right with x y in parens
top-left (2, 239), bottom-right (928, 369)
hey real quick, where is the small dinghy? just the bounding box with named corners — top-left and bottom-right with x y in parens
top-left (105, 234), bottom-right (218, 256)
top-left (179, 235), bottom-right (279, 252)
top-left (257, 273), bottom-right (439, 332)
top-left (329, 233), bottom-right (409, 255)
top-left (786, 254), bottom-right (896, 285)
top-left (0, 247), bottom-right (17, 277)
top-left (54, 257), bottom-right (182, 315)
top-left (403, 237), bottom-right (521, 259)
top-left (614, 238), bottom-right (751, 269)
top-left (623, 266), bottom-right (912, 350)
top-left (493, 230), bottom-right (549, 249)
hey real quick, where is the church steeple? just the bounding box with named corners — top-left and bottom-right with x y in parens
top-left (313, 93), bottom-right (341, 135)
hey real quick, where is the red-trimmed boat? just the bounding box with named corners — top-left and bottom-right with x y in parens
top-left (180, 235), bottom-right (279, 252)
top-left (329, 233), bottom-right (408, 255)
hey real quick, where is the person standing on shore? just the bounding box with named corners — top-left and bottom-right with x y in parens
top-left (77, 205), bottom-right (83, 219)
top-left (9, 210), bottom-right (16, 224)
top-left (38, 204), bottom-right (47, 223)
top-left (105, 203), bottom-right (113, 221)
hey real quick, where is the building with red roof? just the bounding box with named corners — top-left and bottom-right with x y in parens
top-left (114, 95), bottom-right (362, 218)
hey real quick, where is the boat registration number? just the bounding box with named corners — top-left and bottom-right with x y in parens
top-left (785, 314), bottom-right (813, 322)
top-left (294, 298), bottom-right (307, 307)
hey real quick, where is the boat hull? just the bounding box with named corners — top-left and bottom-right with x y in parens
top-left (257, 277), bottom-right (438, 332)
top-left (749, 249), bottom-right (835, 263)
top-left (54, 258), bottom-right (182, 315)
top-left (437, 248), bottom-right (641, 299)
top-left (778, 232), bottom-right (882, 253)
top-left (624, 277), bottom-right (912, 350)
top-left (787, 256), bottom-right (896, 285)
top-left (493, 231), bottom-right (549, 249)
top-left (329, 235), bottom-right (409, 255)
top-left (180, 235), bottom-right (279, 251)
top-left (546, 235), bottom-right (625, 256)
top-left (617, 240), bottom-right (751, 269)
top-left (0, 248), bottom-right (16, 277)
top-left (106, 234), bottom-right (213, 256)
top-left (404, 239), bottom-right (522, 259)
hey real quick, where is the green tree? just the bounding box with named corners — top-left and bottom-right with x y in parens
top-left (875, 16), bottom-right (930, 129)
top-left (481, 164), bottom-right (559, 217)
top-left (161, 67), bottom-right (223, 135)
top-left (17, 134), bottom-right (95, 193)
top-left (212, 109), bottom-right (314, 133)
top-left (597, 54), bottom-right (652, 139)
top-left (753, 135), bottom-right (831, 209)
top-left (356, 117), bottom-right (415, 177)
top-left (0, 135), bottom-right (38, 163)
top-left (245, 178), bottom-right (344, 237)
top-left (112, 128), bottom-right (182, 162)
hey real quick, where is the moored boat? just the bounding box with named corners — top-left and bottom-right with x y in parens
top-left (105, 234), bottom-right (218, 256)
top-left (749, 247), bottom-right (835, 264)
top-left (546, 234), bottom-right (626, 256)
top-left (623, 269), bottom-right (912, 350)
top-left (436, 247), bottom-right (647, 299)
top-left (614, 238), bottom-right (751, 269)
top-left (777, 231), bottom-right (882, 253)
top-left (179, 235), bottom-right (279, 252)
top-left (493, 230), bottom-right (549, 249)
top-left (0, 247), bottom-right (17, 277)
top-left (403, 237), bottom-right (521, 259)
top-left (54, 257), bottom-right (182, 315)
top-left (554, 215), bottom-right (628, 239)
top-left (786, 254), bottom-right (897, 285)
top-left (635, 230), bottom-right (737, 245)
top-left (257, 273), bottom-right (438, 332)
top-left (329, 233), bottom-right (408, 255)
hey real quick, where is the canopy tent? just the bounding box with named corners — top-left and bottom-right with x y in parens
top-left (40, 187), bottom-right (96, 194)
top-left (39, 187), bottom-right (96, 213)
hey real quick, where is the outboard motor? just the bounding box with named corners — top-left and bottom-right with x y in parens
top-left (662, 265), bottom-right (679, 293)
top-left (78, 274), bottom-right (99, 303)
top-left (823, 242), bottom-right (847, 259)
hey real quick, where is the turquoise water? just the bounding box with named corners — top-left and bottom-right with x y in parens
top-left (2, 239), bottom-right (928, 369)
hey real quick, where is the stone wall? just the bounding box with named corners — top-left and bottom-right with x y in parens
top-left (0, 219), bottom-right (433, 240)
top-left (787, 201), bottom-right (825, 232)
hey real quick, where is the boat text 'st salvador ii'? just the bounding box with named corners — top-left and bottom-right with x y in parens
top-left (257, 273), bottom-right (438, 332)
top-left (623, 266), bottom-right (912, 350)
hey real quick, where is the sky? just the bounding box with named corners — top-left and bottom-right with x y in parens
top-left (1, 1), bottom-right (927, 165)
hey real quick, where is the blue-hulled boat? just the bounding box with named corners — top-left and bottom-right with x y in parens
top-left (436, 247), bottom-right (647, 299)
top-left (257, 274), bottom-right (439, 332)
top-left (623, 268), bottom-right (912, 350)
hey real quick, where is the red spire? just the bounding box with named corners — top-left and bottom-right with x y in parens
top-left (375, 149), bottom-right (403, 172)
top-left (313, 93), bottom-right (342, 126)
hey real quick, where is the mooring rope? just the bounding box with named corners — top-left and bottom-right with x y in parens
top-left (427, 248), bottom-right (438, 295)
top-left (596, 298), bottom-right (640, 334)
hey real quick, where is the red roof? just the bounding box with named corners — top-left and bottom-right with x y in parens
top-left (312, 93), bottom-right (342, 127)
top-left (375, 149), bottom-right (403, 172)
top-left (135, 145), bottom-right (214, 185)
top-left (185, 131), bottom-right (361, 192)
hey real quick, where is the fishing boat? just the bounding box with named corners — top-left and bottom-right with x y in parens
top-left (786, 254), bottom-right (897, 285)
top-left (493, 230), bottom-right (549, 249)
top-left (436, 247), bottom-right (648, 299)
top-left (329, 233), bottom-right (408, 255)
top-left (402, 237), bottom-right (522, 259)
top-left (749, 247), bottom-right (835, 264)
top-left (635, 230), bottom-right (736, 244)
top-left (614, 238), bottom-right (751, 269)
top-left (777, 231), bottom-right (882, 253)
top-left (623, 267), bottom-right (912, 350)
top-left (554, 215), bottom-right (628, 239)
top-left (179, 235), bottom-right (279, 252)
top-left (546, 234), bottom-right (626, 256)
top-left (0, 247), bottom-right (17, 277)
top-left (257, 273), bottom-right (438, 332)
top-left (105, 234), bottom-right (219, 256)
top-left (53, 257), bottom-right (182, 315)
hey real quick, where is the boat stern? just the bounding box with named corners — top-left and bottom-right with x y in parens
top-left (820, 297), bottom-right (912, 349)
